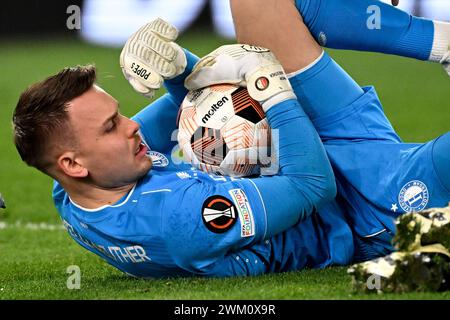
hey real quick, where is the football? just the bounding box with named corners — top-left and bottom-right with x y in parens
top-left (177, 84), bottom-right (272, 177)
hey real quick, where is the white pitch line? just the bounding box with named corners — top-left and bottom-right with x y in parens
top-left (0, 221), bottom-right (65, 231)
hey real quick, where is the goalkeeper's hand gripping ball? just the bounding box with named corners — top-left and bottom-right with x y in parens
top-left (185, 44), bottom-right (296, 112)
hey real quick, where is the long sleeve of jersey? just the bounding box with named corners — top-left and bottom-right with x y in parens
top-left (251, 100), bottom-right (337, 237)
top-left (132, 49), bottom-right (199, 153)
top-left (161, 98), bottom-right (336, 277)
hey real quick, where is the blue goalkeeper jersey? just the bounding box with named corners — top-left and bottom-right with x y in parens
top-left (53, 82), bottom-right (348, 278)
top-left (53, 166), bottom-right (268, 278)
top-left (53, 162), bottom-right (350, 278)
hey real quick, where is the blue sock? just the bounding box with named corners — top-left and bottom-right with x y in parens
top-left (295, 0), bottom-right (435, 61)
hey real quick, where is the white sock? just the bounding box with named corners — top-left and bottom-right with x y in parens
top-left (287, 51), bottom-right (325, 78)
top-left (429, 21), bottom-right (450, 63)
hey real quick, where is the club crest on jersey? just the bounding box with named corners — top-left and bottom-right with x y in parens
top-left (202, 195), bottom-right (237, 234)
top-left (148, 151), bottom-right (169, 167)
top-left (398, 180), bottom-right (429, 213)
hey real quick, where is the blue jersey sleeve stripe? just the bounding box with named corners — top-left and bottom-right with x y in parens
top-left (141, 189), bottom-right (172, 195)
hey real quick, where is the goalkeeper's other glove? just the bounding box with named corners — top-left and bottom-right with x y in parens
top-left (120, 18), bottom-right (187, 99)
top-left (184, 44), bottom-right (296, 112)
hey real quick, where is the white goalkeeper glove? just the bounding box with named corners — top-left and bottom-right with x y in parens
top-left (184, 44), bottom-right (296, 111)
top-left (120, 18), bottom-right (187, 99)
top-left (429, 21), bottom-right (450, 77)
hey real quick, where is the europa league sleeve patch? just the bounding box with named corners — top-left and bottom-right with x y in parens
top-left (202, 195), bottom-right (237, 234)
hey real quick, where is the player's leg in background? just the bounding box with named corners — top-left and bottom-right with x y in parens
top-left (293, 0), bottom-right (450, 72)
top-left (231, 0), bottom-right (365, 122)
top-left (231, 0), bottom-right (322, 74)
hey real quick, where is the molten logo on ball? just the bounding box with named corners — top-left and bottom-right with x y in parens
top-left (178, 84), bottom-right (273, 177)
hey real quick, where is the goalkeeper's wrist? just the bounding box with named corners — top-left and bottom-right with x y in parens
top-left (165, 49), bottom-right (199, 84)
top-left (164, 49), bottom-right (200, 105)
top-left (261, 91), bottom-right (297, 112)
top-left (246, 64), bottom-right (297, 112)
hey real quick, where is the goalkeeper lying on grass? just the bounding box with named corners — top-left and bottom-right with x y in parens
top-left (13, 24), bottom-right (338, 279)
top-left (12, 0), bottom-right (449, 291)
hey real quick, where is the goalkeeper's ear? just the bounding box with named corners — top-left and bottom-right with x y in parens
top-left (57, 151), bottom-right (88, 179)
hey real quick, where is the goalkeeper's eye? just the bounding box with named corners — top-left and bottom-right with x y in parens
top-left (105, 123), bottom-right (116, 133)
top-left (105, 116), bottom-right (119, 133)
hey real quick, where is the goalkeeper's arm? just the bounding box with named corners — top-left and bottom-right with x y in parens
top-left (162, 96), bottom-right (337, 276)
top-left (252, 97), bottom-right (336, 237)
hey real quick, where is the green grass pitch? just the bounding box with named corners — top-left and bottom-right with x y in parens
top-left (0, 32), bottom-right (449, 300)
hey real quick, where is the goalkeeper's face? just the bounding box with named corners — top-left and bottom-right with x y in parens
top-left (66, 85), bottom-right (152, 188)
